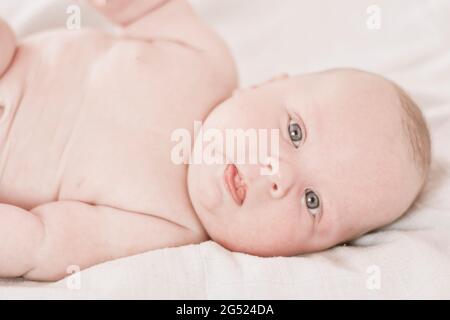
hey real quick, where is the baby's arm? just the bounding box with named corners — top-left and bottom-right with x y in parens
top-left (89, 0), bottom-right (238, 95)
top-left (0, 18), bottom-right (16, 77)
top-left (89, 0), bottom-right (168, 26)
top-left (89, 0), bottom-right (235, 67)
top-left (0, 201), bottom-right (199, 281)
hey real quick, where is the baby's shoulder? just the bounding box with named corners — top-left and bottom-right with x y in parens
top-left (27, 27), bottom-right (236, 88)
top-left (19, 27), bottom-right (237, 103)
top-left (21, 28), bottom-right (116, 66)
top-left (109, 28), bottom-right (238, 98)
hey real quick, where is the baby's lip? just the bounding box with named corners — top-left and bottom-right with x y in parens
top-left (224, 164), bottom-right (247, 206)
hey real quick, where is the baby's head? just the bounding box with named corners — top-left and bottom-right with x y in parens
top-left (187, 68), bottom-right (431, 256)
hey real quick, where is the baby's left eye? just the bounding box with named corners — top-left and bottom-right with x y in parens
top-left (288, 120), bottom-right (303, 148)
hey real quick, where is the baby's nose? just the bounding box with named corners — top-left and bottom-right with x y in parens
top-left (264, 161), bottom-right (295, 199)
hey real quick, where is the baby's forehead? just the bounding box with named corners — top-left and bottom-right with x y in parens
top-left (293, 69), bottom-right (398, 102)
top-left (284, 71), bottom-right (403, 127)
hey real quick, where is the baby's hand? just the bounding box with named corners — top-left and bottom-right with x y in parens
top-left (0, 18), bottom-right (16, 77)
top-left (88, 0), bottom-right (168, 26)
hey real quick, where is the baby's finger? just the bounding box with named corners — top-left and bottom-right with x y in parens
top-left (87, 0), bottom-right (169, 26)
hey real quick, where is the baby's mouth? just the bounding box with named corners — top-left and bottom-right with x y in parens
top-left (224, 164), bottom-right (246, 206)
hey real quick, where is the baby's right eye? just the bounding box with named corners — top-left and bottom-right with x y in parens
top-left (288, 119), bottom-right (303, 148)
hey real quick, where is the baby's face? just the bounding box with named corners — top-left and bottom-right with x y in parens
top-left (187, 69), bottom-right (422, 256)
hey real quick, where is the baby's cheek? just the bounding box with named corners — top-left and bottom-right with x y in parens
top-left (241, 213), bottom-right (302, 256)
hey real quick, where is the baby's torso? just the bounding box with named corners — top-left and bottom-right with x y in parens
top-left (0, 29), bottom-right (236, 234)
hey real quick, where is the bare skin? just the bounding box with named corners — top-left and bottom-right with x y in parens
top-left (187, 70), bottom-right (424, 257)
top-left (0, 1), bottom-right (424, 282)
top-left (0, 0), bottom-right (237, 281)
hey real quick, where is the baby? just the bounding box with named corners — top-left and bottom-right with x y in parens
top-left (0, 0), bottom-right (431, 281)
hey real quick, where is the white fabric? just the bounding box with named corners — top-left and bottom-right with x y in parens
top-left (0, 0), bottom-right (449, 299)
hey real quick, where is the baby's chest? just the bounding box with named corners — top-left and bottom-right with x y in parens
top-left (0, 38), bottom-right (226, 230)
top-left (57, 91), bottom-right (204, 229)
top-left (60, 45), bottom-right (220, 206)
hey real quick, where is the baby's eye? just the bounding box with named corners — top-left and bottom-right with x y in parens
top-left (288, 120), bottom-right (303, 148)
top-left (305, 189), bottom-right (321, 217)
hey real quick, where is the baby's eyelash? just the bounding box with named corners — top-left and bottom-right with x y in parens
top-left (288, 120), bottom-right (302, 148)
top-left (285, 110), bottom-right (306, 148)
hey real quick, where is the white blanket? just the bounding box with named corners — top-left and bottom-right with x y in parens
top-left (1, 0), bottom-right (449, 299)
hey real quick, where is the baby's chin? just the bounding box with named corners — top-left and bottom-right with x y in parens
top-left (215, 237), bottom-right (330, 257)
top-left (206, 226), bottom-right (336, 257)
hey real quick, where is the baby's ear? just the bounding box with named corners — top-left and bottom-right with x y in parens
top-left (0, 18), bottom-right (16, 77)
